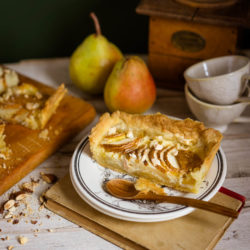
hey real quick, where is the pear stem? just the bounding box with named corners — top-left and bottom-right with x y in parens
top-left (90, 12), bottom-right (101, 36)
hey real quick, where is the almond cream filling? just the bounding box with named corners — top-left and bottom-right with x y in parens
top-left (101, 128), bottom-right (202, 178)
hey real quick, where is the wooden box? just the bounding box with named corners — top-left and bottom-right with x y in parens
top-left (136, 0), bottom-right (250, 90)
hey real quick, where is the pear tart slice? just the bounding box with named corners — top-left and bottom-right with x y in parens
top-left (0, 66), bottom-right (67, 130)
top-left (89, 111), bottom-right (223, 193)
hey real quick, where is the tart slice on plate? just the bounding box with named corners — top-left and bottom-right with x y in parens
top-left (89, 111), bottom-right (223, 193)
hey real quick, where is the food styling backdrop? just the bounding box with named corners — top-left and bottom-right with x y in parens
top-left (1, 0), bottom-right (250, 64)
top-left (0, 0), bottom-right (148, 63)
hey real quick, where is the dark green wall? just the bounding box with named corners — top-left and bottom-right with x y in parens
top-left (0, 0), bottom-right (148, 63)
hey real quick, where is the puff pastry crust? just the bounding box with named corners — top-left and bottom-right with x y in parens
top-left (89, 111), bottom-right (223, 193)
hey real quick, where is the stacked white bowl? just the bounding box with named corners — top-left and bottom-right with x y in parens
top-left (184, 55), bottom-right (250, 132)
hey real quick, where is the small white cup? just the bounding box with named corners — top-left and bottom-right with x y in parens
top-left (184, 83), bottom-right (250, 132)
top-left (184, 55), bottom-right (250, 105)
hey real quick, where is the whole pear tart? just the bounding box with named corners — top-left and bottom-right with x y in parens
top-left (0, 66), bottom-right (67, 130)
top-left (89, 111), bottom-right (223, 193)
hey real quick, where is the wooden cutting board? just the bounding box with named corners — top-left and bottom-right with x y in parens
top-left (0, 69), bottom-right (96, 195)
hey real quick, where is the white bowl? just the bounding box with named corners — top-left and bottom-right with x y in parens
top-left (185, 83), bottom-right (250, 132)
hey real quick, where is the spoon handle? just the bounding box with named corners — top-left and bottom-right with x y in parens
top-left (154, 195), bottom-right (239, 218)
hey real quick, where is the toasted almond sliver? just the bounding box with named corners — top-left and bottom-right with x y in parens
top-left (8, 206), bottom-right (16, 212)
top-left (4, 212), bottom-right (13, 219)
top-left (21, 182), bottom-right (34, 193)
top-left (40, 173), bottom-right (58, 184)
top-left (4, 200), bottom-right (15, 210)
top-left (16, 193), bottom-right (29, 201)
top-left (18, 236), bottom-right (28, 245)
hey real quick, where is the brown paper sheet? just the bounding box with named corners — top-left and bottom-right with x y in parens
top-left (44, 174), bottom-right (242, 250)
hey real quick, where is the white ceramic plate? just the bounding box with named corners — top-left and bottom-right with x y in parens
top-left (70, 137), bottom-right (227, 222)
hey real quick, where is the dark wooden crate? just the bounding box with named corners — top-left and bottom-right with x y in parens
top-left (136, 0), bottom-right (250, 90)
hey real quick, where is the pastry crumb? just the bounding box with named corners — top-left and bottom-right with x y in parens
top-left (38, 129), bottom-right (49, 140)
top-left (18, 236), bottom-right (28, 245)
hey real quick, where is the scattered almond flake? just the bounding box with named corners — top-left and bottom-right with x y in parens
top-left (16, 193), bottom-right (29, 201)
top-left (34, 234), bottom-right (38, 237)
top-left (38, 204), bottom-right (44, 211)
top-left (48, 229), bottom-right (54, 232)
top-left (12, 219), bottom-right (19, 225)
top-left (7, 219), bottom-right (13, 223)
top-left (30, 220), bottom-right (37, 225)
top-left (8, 246), bottom-right (14, 250)
top-left (18, 236), bottom-right (28, 245)
top-left (40, 173), bottom-right (58, 184)
top-left (4, 200), bottom-right (15, 210)
top-left (38, 129), bottom-right (49, 140)
top-left (8, 206), bottom-right (16, 212)
top-left (34, 229), bottom-right (40, 233)
top-left (6, 236), bottom-right (10, 240)
top-left (4, 212), bottom-right (13, 219)
top-left (21, 182), bottom-right (34, 193)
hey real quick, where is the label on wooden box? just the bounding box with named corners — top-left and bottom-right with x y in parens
top-left (171, 30), bottom-right (206, 53)
top-left (149, 17), bottom-right (237, 59)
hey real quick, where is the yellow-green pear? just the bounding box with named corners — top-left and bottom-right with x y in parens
top-left (69, 12), bottom-right (123, 94)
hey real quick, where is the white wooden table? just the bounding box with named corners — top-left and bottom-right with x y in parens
top-left (0, 58), bottom-right (250, 250)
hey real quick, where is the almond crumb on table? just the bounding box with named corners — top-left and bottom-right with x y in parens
top-left (40, 172), bottom-right (58, 184)
top-left (18, 236), bottom-right (28, 245)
